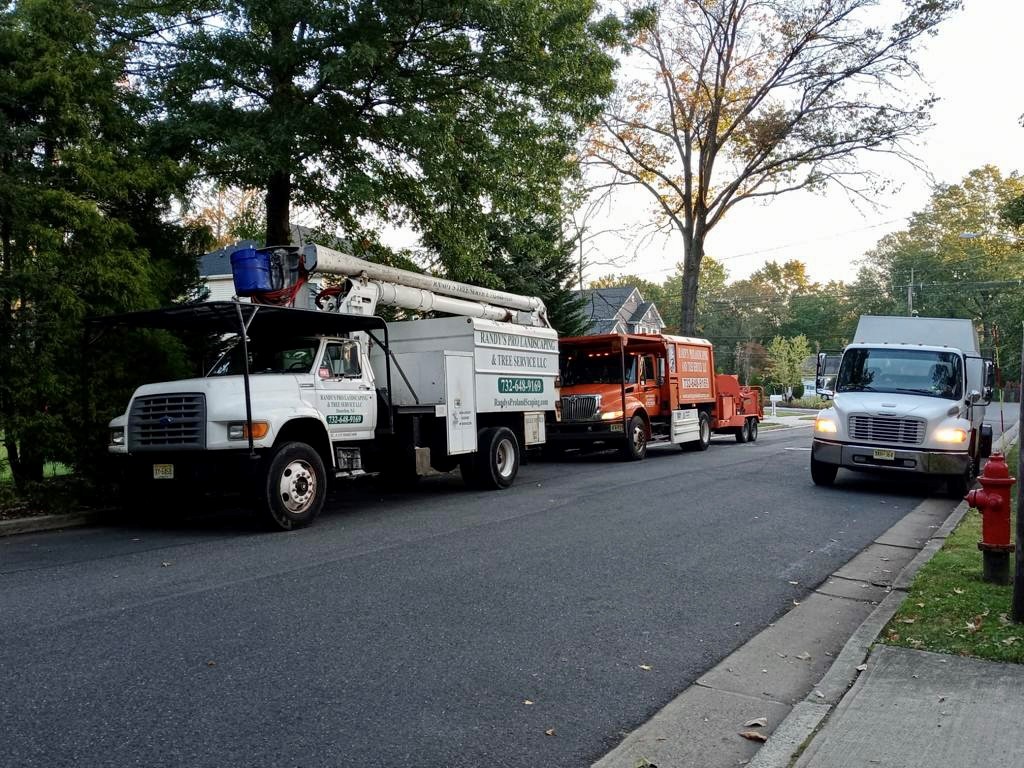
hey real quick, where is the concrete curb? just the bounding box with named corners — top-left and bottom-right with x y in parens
top-left (0, 511), bottom-right (101, 538)
top-left (747, 423), bottom-right (1020, 768)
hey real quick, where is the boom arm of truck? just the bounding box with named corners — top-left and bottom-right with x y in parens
top-left (231, 243), bottom-right (551, 328)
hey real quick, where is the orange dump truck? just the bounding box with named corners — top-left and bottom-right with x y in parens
top-left (547, 333), bottom-right (763, 460)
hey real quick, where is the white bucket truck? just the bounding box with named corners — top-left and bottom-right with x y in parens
top-left (811, 315), bottom-right (995, 497)
top-left (101, 245), bottom-right (557, 529)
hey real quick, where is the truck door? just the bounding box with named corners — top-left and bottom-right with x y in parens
top-left (640, 354), bottom-right (659, 411)
top-left (315, 339), bottom-right (377, 440)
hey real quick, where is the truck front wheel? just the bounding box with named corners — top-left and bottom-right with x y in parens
top-left (462, 427), bottom-right (520, 489)
top-left (620, 414), bottom-right (649, 461)
top-left (810, 456), bottom-right (838, 486)
top-left (262, 442), bottom-right (327, 530)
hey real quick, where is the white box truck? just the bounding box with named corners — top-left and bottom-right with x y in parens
top-left (811, 315), bottom-right (995, 496)
top-left (100, 245), bottom-right (558, 530)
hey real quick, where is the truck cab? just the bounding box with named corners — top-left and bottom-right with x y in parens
top-left (811, 316), bottom-right (994, 497)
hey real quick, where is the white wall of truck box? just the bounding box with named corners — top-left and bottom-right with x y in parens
top-left (853, 315), bottom-right (979, 355)
top-left (368, 316), bottom-right (559, 414)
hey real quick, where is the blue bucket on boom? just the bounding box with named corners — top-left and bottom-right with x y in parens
top-left (231, 246), bottom-right (273, 296)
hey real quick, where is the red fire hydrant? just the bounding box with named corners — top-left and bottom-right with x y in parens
top-left (965, 453), bottom-right (1016, 585)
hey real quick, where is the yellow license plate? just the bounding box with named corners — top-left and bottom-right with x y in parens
top-left (152, 463), bottom-right (174, 480)
top-left (872, 449), bottom-right (896, 461)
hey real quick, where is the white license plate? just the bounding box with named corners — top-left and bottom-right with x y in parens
top-left (152, 463), bottom-right (174, 480)
top-left (610, 423), bottom-right (624, 433)
top-left (872, 449), bottom-right (896, 461)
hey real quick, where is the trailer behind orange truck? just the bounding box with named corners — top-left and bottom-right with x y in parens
top-left (548, 333), bottom-right (762, 460)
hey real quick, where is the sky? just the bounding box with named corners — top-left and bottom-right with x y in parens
top-left (582, 0), bottom-right (1024, 288)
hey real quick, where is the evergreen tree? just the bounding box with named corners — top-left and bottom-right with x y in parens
top-left (0, 0), bottom-right (206, 490)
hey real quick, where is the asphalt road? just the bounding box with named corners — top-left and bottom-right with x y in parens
top-left (1, 406), bottom-right (1017, 768)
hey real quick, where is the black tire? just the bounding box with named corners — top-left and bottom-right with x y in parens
top-left (810, 456), bottom-right (838, 486)
top-left (748, 417), bottom-right (759, 442)
top-left (461, 427), bottom-right (520, 490)
top-left (946, 461), bottom-right (974, 499)
top-left (979, 425), bottom-right (993, 459)
top-left (735, 419), bottom-right (751, 443)
top-left (684, 411), bottom-right (712, 451)
top-left (620, 414), bottom-right (649, 461)
top-left (261, 442), bottom-right (327, 530)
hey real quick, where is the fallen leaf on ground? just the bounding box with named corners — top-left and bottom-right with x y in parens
top-left (916, 603), bottom-right (926, 608)
top-left (953, 587), bottom-right (965, 595)
top-left (738, 730), bottom-right (768, 743)
top-left (900, 618), bottom-right (916, 624)
top-left (795, 652), bottom-right (812, 661)
top-left (523, 700), bottom-right (534, 705)
top-left (639, 664), bottom-right (652, 671)
top-left (545, 728), bottom-right (556, 736)
top-left (744, 717), bottom-right (768, 728)
top-left (856, 664), bottom-right (868, 672)
top-left (814, 690), bottom-right (825, 698)
top-left (788, 581), bottom-right (799, 585)
top-left (206, 661), bottom-right (216, 667)
top-left (161, 561), bottom-right (172, 567)
top-left (1002, 637), bottom-right (1020, 646)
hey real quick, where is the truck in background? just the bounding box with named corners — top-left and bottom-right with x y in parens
top-left (102, 244), bottom-right (557, 530)
top-left (812, 315), bottom-right (995, 497)
top-left (546, 333), bottom-right (763, 460)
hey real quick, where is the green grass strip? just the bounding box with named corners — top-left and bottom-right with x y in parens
top-left (884, 443), bottom-right (1022, 663)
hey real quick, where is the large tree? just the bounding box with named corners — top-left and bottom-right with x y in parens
top-left (138, 1), bottom-right (617, 279)
top-left (589, 0), bottom-right (957, 334)
top-left (0, 0), bottom-right (205, 490)
top-left (862, 165), bottom-right (1024, 382)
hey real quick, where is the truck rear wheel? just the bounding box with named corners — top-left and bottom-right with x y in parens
top-left (620, 414), bottom-right (649, 461)
top-left (684, 411), bottom-right (712, 452)
top-left (748, 417), bottom-right (759, 442)
top-left (462, 427), bottom-right (520, 489)
top-left (261, 442), bottom-right (327, 530)
top-left (810, 456), bottom-right (838, 486)
top-left (735, 419), bottom-right (751, 443)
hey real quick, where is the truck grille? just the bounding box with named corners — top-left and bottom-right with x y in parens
top-left (848, 415), bottom-right (924, 446)
top-left (128, 393), bottom-right (206, 451)
top-left (561, 395), bottom-right (600, 422)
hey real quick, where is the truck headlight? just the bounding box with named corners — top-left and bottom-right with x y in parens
top-left (601, 410), bottom-right (624, 420)
top-left (228, 421), bottom-right (270, 440)
top-left (109, 427), bottom-right (125, 446)
top-left (814, 417), bottom-right (838, 434)
top-left (934, 427), bottom-right (968, 444)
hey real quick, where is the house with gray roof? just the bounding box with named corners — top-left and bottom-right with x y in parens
top-left (574, 285), bottom-right (666, 336)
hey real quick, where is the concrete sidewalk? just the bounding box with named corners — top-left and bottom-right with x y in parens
top-left (794, 644), bottom-right (1024, 768)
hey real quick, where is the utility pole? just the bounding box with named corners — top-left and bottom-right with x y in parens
top-left (907, 267), bottom-right (914, 316)
top-left (1014, 324), bottom-right (1024, 623)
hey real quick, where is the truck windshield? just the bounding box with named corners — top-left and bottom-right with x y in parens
top-left (561, 351), bottom-right (637, 385)
top-left (208, 336), bottom-right (320, 376)
top-left (835, 348), bottom-right (964, 400)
